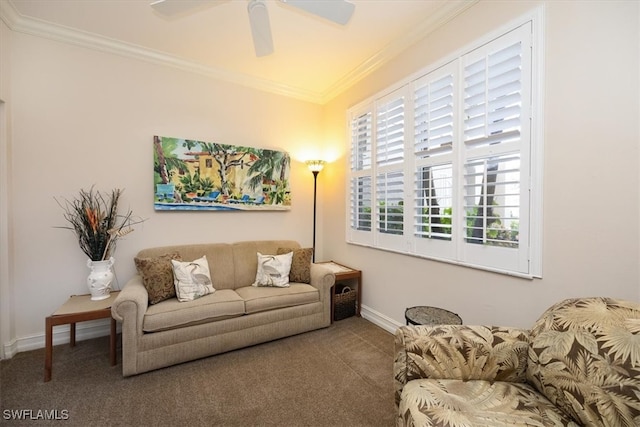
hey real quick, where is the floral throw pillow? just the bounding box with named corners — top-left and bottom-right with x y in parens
top-left (277, 247), bottom-right (312, 283)
top-left (170, 255), bottom-right (215, 302)
top-left (134, 252), bottom-right (181, 304)
top-left (253, 252), bottom-right (293, 287)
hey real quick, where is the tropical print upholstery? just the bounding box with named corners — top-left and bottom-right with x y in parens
top-left (398, 379), bottom-right (576, 426)
top-left (394, 297), bottom-right (640, 427)
top-left (527, 297), bottom-right (640, 426)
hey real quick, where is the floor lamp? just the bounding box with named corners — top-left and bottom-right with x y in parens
top-left (306, 160), bottom-right (325, 262)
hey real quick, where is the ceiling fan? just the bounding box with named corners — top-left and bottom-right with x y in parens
top-left (150, 0), bottom-right (355, 57)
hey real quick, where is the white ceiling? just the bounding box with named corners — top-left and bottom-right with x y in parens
top-left (2, 0), bottom-right (476, 103)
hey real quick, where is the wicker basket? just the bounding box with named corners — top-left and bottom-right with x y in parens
top-left (334, 285), bottom-right (357, 321)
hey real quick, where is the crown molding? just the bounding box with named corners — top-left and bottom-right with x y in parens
top-left (1, 0), bottom-right (477, 105)
top-left (0, 0), bottom-right (324, 103)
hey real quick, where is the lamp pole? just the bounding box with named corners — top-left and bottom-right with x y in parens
top-left (312, 169), bottom-right (319, 262)
top-left (306, 160), bottom-right (325, 262)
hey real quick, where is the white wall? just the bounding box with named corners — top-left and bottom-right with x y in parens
top-left (3, 29), bottom-right (324, 355)
top-left (322, 0), bottom-right (640, 329)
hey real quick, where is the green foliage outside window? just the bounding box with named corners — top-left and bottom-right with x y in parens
top-left (465, 206), bottom-right (519, 248)
top-left (378, 201), bottom-right (403, 235)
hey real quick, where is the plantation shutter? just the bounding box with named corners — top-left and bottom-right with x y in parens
top-left (348, 108), bottom-right (374, 244)
top-left (376, 96), bottom-right (405, 167)
top-left (461, 23), bottom-right (531, 274)
top-left (376, 171), bottom-right (404, 235)
top-left (375, 91), bottom-right (406, 248)
top-left (412, 64), bottom-right (456, 258)
top-left (414, 72), bottom-right (454, 159)
top-left (346, 18), bottom-right (538, 277)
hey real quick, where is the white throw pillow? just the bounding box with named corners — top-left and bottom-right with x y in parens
top-left (253, 252), bottom-right (293, 287)
top-left (171, 255), bottom-right (215, 302)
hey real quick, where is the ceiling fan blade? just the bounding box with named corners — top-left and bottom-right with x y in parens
top-left (150, 0), bottom-right (227, 17)
top-left (280, 0), bottom-right (354, 25)
top-left (247, 0), bottom-right (274, 57)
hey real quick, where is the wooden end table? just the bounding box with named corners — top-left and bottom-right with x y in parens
top-left (317, 261), bottom-right (362, 322)
top-left (44, 291), bottom-right (120, 382)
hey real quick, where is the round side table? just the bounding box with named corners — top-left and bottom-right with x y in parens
top-left (405, 306), bottom-right (462, 326)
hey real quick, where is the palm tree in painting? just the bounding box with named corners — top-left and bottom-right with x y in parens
top-left (154, 136), bottom-right (187, 185)
top-left (246, 149), bottom-right (290, 203)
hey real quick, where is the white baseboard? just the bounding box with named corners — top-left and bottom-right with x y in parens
top-left (2, 318), bottom-right (115, 359)
top-left (360, 304), bottom-right (402, 334)
top-left (2, 338), bottom-right (17, 359)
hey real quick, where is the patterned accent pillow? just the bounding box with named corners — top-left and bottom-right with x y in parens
top-left (277, 247), bottom-right (312, 283)
top-left (253, 251), bottom-right (293, 287)
top-left (134, 252), bottom-right (181, 304)
top-left (170, 255), bottom-right (215, 302)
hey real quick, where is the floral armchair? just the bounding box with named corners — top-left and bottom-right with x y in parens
top-left (394, 297), bottom-right (640, 426)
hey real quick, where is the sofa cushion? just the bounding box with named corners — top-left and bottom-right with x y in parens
top-left (398, 379), bottom-right (576, 426)
top-left (143, 289), bottom-right (245, 332)
top-left (134, 252), bottom-right (181, 304)
top-left (277, 247), bottom-right (312, 283)
top-left (526, 297), bottom-right (640, 426)
top-left (236, 284), bottom-right (319, 314)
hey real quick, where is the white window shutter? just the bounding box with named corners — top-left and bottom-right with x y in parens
top-left (461, 23), bottom-right (532, 274)
top-left (348, 109), bottom-right (374, 245)
top-left (376, 96), bottom-right (405, 167)
top-left (375, 91), bottom-right (407, 250)
top-left (350, 111), bottom-right (372, 172)
top-left (376, 171), bottom-right (404, 235)
top-left (346, 18), bottom-right (538, 277)
top-left (411, 63), bottom-right (457, 259)
top-left (414, 73), bottom-right (455, 159)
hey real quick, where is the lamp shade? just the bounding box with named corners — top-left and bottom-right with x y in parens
top-left (306, 160), bottom-right (325, 173)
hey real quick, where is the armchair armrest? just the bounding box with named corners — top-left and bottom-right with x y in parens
top-left (394, 324), bottom-right (530, 407)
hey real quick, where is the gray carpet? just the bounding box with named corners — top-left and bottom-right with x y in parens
top-left (1, 317), bottom-right (396, 426)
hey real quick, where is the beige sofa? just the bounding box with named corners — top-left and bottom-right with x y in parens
top-left (111, 240), bottom-right (335, 377)
top-left (394, 297), bottom-right (640, 426)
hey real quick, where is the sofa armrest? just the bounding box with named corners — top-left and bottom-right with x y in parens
top-left (394, 324), bottom-right (530, 407)
top-left (111, 275), bottom-right (149, 376)
top-left (309, 263), bottom-right (335, 293)
top-left (111, 275), bottom-right (148, 337)
top-left (309, 263), bottom-right (335, 325)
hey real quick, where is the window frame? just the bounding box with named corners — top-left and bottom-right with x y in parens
top-left (345, 9), bottom-right (543, 278)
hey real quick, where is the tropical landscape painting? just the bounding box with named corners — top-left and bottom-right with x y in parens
top-left (154, 136), bottom-right (291, 211)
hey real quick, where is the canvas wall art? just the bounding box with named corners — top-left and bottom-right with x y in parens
top-left (154, 136), bottom-right (291, 211)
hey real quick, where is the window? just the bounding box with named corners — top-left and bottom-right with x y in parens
top-left (347, 17), bottom-right (541, 277)
top-left (349, 111), bottom-right (373, 239)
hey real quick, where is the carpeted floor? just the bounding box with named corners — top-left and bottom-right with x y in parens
top-left (1, 316), bottom-right (396, 426)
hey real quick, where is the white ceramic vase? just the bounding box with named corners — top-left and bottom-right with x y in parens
top-left (87, 257), bottom-right (115, 301)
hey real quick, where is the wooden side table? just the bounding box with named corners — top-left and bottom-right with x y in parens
top-left (44, 291), bottom-right (120, 382)
top-left (317, 261), bottom-right (362, 322)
